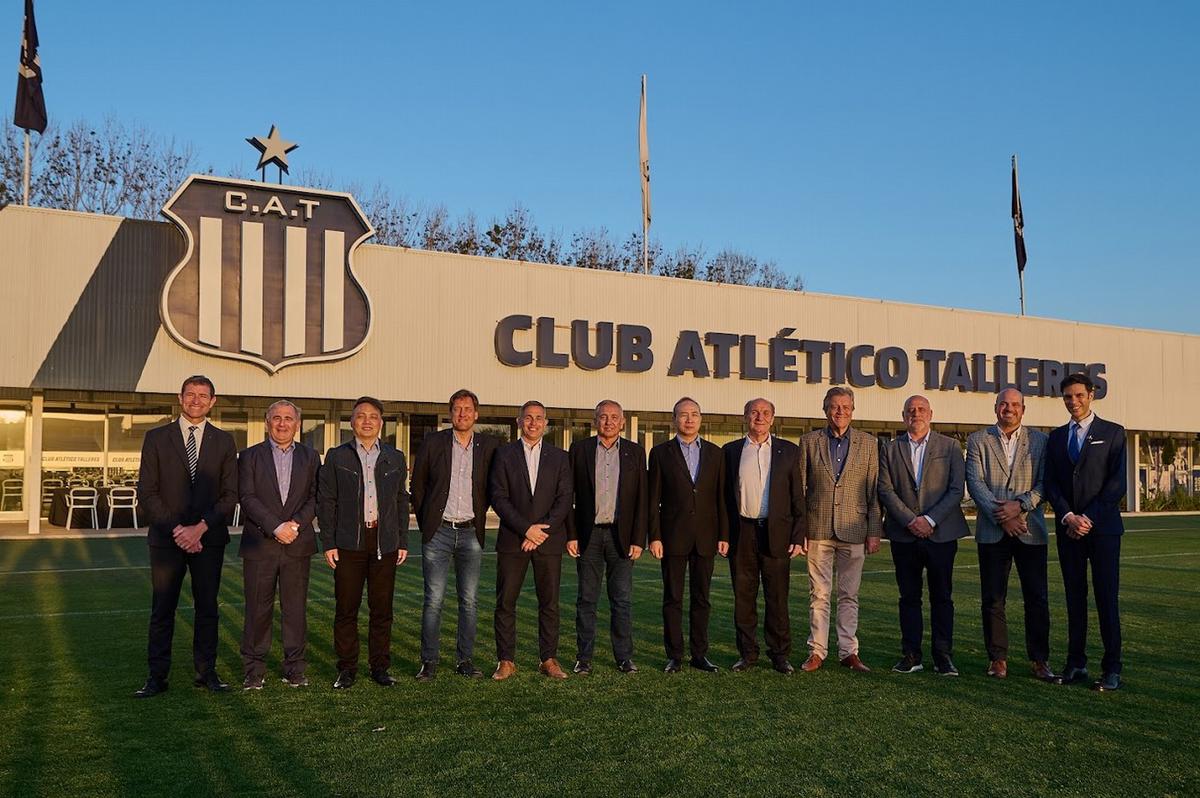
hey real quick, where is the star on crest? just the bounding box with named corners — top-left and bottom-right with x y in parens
top-left (246, 125), bottom-right (299, 173)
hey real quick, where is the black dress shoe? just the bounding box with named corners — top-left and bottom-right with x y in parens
top-left (134, 677), bottom-right (168, 698)
top-left (572, 660), bottom-right (592, 675)
top-left (333, 670), bottom-right (356, 689)
top-left (772, 659), bottom-right (795, 675)
top-left (370, 669), bottom-right (397, 687)
top-left (617, 659), bottom-right (638, 673)
top-left (731, 658), bottom-right (756, 672)
top-left (1055, 666), bottom-right (1089, 685)
top-left (415, 662), bottom-right (437, 682)
top-left (193, 671), bottom-right (229, 692)
top-left (455, 660), bottom-right (484, 678)
top-left (1092, 672), bottom-right (1122, 692)
top-left (689, 656), bottom-right (719, 672)
top-left (664, 658), bottom-right (683, 673)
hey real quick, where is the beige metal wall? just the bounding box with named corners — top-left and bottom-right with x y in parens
top-left (4, 205), bottom-right (1199, 432)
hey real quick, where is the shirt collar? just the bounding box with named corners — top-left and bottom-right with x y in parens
top-left (597, 436), bottom-right (620, 451)
top-left (452, 432), bottom-right (473, 450)
top-left (676, 435), bottom-right (700, 449)
top-left (1071, 413), bottom-right (1095, 430)
top-left (270, 438), bottom-right (294, 454)
top-left (522, 437), bottom-right (542, 453)
top-left (826, 426), bottom-right (850, 441)
top-left (906, 432), bottom-right (929, 446)
top-left (179, 416), bottom-right (207, 433)
top-left (996, 424), bottom-right (1021, 441)
top-left (356, 438), bottom-right (380, 453)
top-left (744, 434), bottom-right (771, 447)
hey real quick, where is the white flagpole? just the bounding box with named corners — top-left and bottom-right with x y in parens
top-left (639, 74), bottom-right (651, 275)
top-left (22, 131), bottom-right (30, 205)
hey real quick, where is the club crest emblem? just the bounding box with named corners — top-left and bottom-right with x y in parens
top-left (160, 175), bottom-right (375, 373)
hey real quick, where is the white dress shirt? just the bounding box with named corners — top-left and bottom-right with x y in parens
top-left (522, 438), bottom-right (542, 492)
top-left (737, 435), bottom-right (772, 519)
top-left (178, 416), bottom-right (208, 458)
top-left (906, 432), bottom-right (935, 528)
top-left (997, 425), bottom-right (1021, 469)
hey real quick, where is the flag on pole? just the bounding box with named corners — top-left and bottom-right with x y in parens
top-left (1011, 154), bottom-right (1027, 273)
top-left (639, 74), bottom-right (651, 230)
top-left (13, 0), bottom-right (46, 133)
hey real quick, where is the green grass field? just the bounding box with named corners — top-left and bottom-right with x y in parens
top-left (1, 517), bottom-right (1197, 797)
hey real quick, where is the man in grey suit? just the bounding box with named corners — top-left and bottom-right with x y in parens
top-left (237, 400), bottom-right (320, 689)
top-left (797, 387), bottom-right (882, 673)
top-left (878, 395), bottom-right (968, 676)
top-left (965, 388), bottom-right (1055, 682)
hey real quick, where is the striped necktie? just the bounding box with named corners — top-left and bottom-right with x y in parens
top-left (186, 425), bottom-right (199, 481)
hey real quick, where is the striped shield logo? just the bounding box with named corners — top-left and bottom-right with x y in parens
top-left (160, 175), bottom-right (375, 373)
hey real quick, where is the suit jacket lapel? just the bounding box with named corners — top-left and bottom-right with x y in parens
top-left (169, 422), bottom-right (190, 474)
top-left (897, 435), bottom-right (917, 487)
top-left (1074, 417), bottom-right (1100, 472)
top-left (1008, 431), bottom-right (1029, 489)
top-left (984, 427), bottom-right (1011, 482)
top-left (283, 443), bottom-right (306, 511)
top-left (816, 431), bottom-right (834, 481)
top-left (668, 438), bottom-right (692, 483)
top-left (585, 437), bottom-right (598, 490)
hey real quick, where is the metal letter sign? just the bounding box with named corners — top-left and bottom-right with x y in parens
top-left (160, 175), bottom-right (375, 373)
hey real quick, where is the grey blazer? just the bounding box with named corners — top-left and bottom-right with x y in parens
top-left (965, 425), bottom-right (1048, 545)
top-left (797, 427), bottom-right (882, 544)
top-left (878, 429), bottom-right (968, 543)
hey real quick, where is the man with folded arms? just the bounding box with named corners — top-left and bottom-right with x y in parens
top-left (878, 395), bottom-right (968, 677)
top-left (966, 388), bottom-right (1055, 682)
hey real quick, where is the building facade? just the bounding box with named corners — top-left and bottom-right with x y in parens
top-left (2, 193), bottom-right (1198, 533)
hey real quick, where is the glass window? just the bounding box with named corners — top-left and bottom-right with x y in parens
top-left (0, 409), bottom-right (26, 513)
top-left (106, 410), bottom-right (171, 484)
top-left (42, 410), bottom-right (106, 503)
top-left (301, 418), bottom-right (325, 453)
top-left (215, 411), bottom-right (248, 450)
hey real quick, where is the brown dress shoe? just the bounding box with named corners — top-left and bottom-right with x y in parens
top-left (492, 660), bottom-right (517, 681)
top-left (839, 653), bottom-right (871, 673)
top-left (1030, 661), bottom-right (1056, 682)
top-left (801, 654), bottom-right (824, 672)
top-left (987, 659), bottom-right (1008, 678)
top-left (539, 658), bottom-right (568, 679)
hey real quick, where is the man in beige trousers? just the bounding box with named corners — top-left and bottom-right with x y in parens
top-left (797, 387), bottom-right (883, 673)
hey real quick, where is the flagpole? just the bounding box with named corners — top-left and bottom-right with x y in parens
top-left (639, 73), bottom-right (650, 275)
top-left (1018, 268), bottom-right (1026, 316)
top-left (22, 131), bottom-right (30, 205)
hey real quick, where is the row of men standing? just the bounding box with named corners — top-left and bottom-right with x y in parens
top-left (133, 372), bottom-right (1126, 695)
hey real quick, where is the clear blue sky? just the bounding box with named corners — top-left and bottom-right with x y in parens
top-left (21, 0), bottom-right (1200, 333)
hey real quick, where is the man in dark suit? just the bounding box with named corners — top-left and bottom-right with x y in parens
top-left (319, 396), bottom-right (410, 690)
top-left (134, 375), bottom-right (238, 697)
top-left (237, 399), bottom-right (320, 690)
top-left (489, 400), bottom-right (573, 680)
top-left (566, 400), bottom-right (648, 675)
top-left (723, 398), bottom-right (804, 675)
top-left (648, 397), bottom-right (728, 673)
top-left (877, 395), bottom-right (969, 677)
top-left (410, 389), bottom-right (499, 681)
top-left (1044, 373), bottom-right (1127, 692)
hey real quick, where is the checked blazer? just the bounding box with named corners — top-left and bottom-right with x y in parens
top-left (797, 427), bottom-right (882, 544)
top-left (965, 425), bottom-right (1049, 545)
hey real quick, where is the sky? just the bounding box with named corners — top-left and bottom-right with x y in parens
top-left (18, 0), bottom-right (1200, 333)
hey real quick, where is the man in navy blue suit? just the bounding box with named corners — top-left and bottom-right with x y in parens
top-left (1043, 373), bottom-right (1127, 692)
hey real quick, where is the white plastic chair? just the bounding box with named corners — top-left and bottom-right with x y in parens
top-left (67, 477), bottom-right (88, 488)
top-left (41, 478), bottom-right (64, 514)
top-left (1, 478), bottom-right (21, 511)
top-left (65, 486), bottom-right (99, 530)
top-left (106, 486), bottom-right (138, 529)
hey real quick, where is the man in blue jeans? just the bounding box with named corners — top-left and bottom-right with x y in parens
top-left (410, 390), bottom-right (499, 680)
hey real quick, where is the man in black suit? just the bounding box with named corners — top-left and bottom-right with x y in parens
top-left (1044, 373), bottom-right (1128, 692)
top-left (319, 396), bottom-right (410, 690)
top-left (134, 375), bottom-right (238, 697)
top-left (490, 400), bottom-right (573, 680)
top-left (566, 400), bottom-right (648, 675)
top-left (410, 389), bottom-right (499, 681)
top-left (237, 400), bottom-right (320, 690)
top-left (722, 398), bottom-right (804, 675)
top-left (648, 397), bottom-right (728, 673)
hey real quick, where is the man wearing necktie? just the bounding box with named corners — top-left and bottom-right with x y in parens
top-left (877, 395), bottom-right (968, 676)
top-left (1044, 373), bottom-right (1128, 692)
top-left (237, 400), bottom-right (320, 690)
top-left (134, 376), bottom-right (238, 697)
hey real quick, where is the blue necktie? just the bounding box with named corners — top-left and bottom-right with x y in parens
top-left (1067, 424), bottom-right (1082, 464)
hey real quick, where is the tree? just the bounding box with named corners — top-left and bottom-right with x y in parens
top-left (483, 204), bottom-right (561, 263)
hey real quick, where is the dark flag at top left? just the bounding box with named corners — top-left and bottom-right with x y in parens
top-left (14, 0), bottom-right (46, 133)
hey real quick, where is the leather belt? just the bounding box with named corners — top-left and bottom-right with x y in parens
top-left (593, 522), bottom-right (615, 530)
top-left (364, 520), bottom-right (378, 529)
top-left (740, 516), bottom-right (768, 527)
top-left (442, 519), bottom-right (474, 530)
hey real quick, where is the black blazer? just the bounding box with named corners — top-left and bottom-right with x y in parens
top-left (138, 420), bottom-right (238, 549)
top-left (648, 437), bottom-right (728, 557)
top-left (237, 440), bottom-right (320, 559)
top-left (1044, 416), bottom-right (1127, 536)
top-left (567, 436), bottom-right (649, 556)
top-left (488, 439), bottom-right (573, 555)
top-left (317, 441), bottom-right (410, 553)
top-left (410, 429), bottom-right (499, 546)
top-left (722, 436), bottom-right (804, 558)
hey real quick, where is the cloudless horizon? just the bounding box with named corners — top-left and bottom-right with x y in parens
top-left (16, 0), bottom-right (1200, 334)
